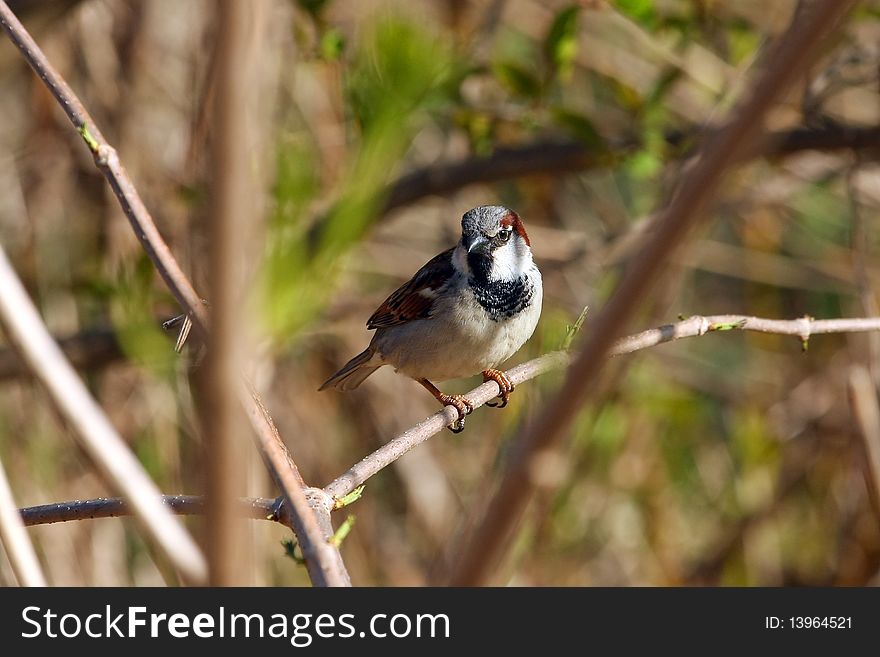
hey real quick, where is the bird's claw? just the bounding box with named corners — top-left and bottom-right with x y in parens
top-left (482, 369), bottom-right (514, 409)
top-left (439, 394), bottom-right (474, 433)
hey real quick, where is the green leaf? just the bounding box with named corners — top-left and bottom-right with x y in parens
top-left (261, 18), bottom-right (464, 341)
top-left (613, 0), bottom-right (657, 29)
top-left (544, 6), bottom-right (580, 81)
top-left (281, 539), bottom-right (306, 565)
top-left (329, 515), bottom-right (356, 547)
top-left (320, 28), bottom-right (345, 61)
top-left (627, 149), bottom-right (661, 179)
top-left (551, 108), bottom-right (606, 150)
top-left (561, 305), bottom-right (590, 351)
top-left (296, 0), bottom-right (329, 18)
top-left (333, 485), bottom-right (365, 510)
top-left (607, 76), bottom-right (643, 111)
top-left (493, 61), bottom-right (542, 99)
top-left (643, 67), bottom-right (682, 111)
top-left (110, 253), bottom-right (177, 378)
top-left (455, 109), bottom-right (494, 156)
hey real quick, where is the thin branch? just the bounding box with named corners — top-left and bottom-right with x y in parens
top-left (16, 488), bottom-right (345, 585)
top-left (0, 453), bottom-right (46, 586)
top-left (849, 366), bottom-right (880, 517)
top-left (0, 243), bottom-right (207, 584)
top-left (847, 166), bottom-right (880, 385)
top-left (383, 141), bottom-right (611, 214)
top-left (0, 3), bottom-right (205, 327)
top-left (381, 125), bottom-right (880, 216)
top-left (242, 383), bottom-right (352, 585)
top-left (0, 1), bottom-right (349, 587)
top-left (19, 495), bottom-right (280, 527)
top-left (324, 314), bottom-right (880, 500)
top-left (443, 0), bottom-right (857, 587)
top-left (17, 314), bottom-right (880, 534)
top-left (17, 492), bottom-right (347, 562)
top-left (200, 0), bottom-right (254, 588)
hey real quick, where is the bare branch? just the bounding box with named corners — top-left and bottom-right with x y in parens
top-left (443, 0), bottom-right (858, 586)
top-left (200, 0), bottom-right (255, 588)
top-left (0, 2), bottom-right (205, 327)
top-left (323, 353), bottom-right (566, 500)
top-left (324, 314), bottom-right (880, 500)
top-left (19, 495), bottom-right (279, 527)
top-left (243, 385), bottom-right (352, 586)
top-left (0, 454), bottom-right (46, 586)
top-left (849, 366), bottom-right (880, 516)
top-left (846, 167), bottom-right (880, 385)
top-left (382, 125), bottom-right (880, 215)
top-left (17, 314), bottom-right (880, 546)
top-left (0, 0), bottom-right (349, 587)
top-left (0, 243), bottom-right (207, 584)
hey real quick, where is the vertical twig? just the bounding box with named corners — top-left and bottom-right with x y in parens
top-left (200, 0), bottom-right (255, 586)
top-left (0, 244), bottom-right (207, 584)
top-left (849, 366), bottom-right (880, 518)
top-left (444, 0), bottom-right (858, 585)
top-left (0, 454), bottom-right (46, 586)
top-left (0, 0), bottom-right (350, 586)
top-left (846, 166), bottom-right (880, 385)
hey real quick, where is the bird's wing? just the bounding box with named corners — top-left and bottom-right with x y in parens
top-left (367, 248), bottom-right (455, 329)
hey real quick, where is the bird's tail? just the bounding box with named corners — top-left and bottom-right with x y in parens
top-left (318, 348), bottom-right (382, 392)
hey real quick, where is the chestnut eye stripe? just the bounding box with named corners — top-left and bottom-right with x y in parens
top-left (500, 211), bottom-right (530, 246)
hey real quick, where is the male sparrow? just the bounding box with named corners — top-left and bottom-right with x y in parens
top-left (320, 205), bottom-right (542, 432)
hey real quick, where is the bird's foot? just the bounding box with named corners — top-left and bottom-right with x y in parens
top-left (437, 393), bottom-right (474, 433)
top-left (417, 378), bottom-right (475, 433)
top-left (482, 369), bottom-right (514, 408)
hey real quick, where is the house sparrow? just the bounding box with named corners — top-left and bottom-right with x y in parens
top-left (319, 205), bottom-right (542, 432)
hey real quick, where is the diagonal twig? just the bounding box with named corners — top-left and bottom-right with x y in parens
top-left (0, 242), bottom-right (207, 583)
top-left (21, 314), bottom-right (880, 532)
top-left (442, 0), bottom-right (859, 586)
top-left (323, 314), bottom-right (880, 500)
top-left (849, 366), bottom-right (880, 517)
top-left (0, 0), bottom-right (349, 586)
top-left (0, 453), bottom-right (46, 586)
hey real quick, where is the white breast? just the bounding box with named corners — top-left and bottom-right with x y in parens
top-left (373, 266), bottom-right (543, 382)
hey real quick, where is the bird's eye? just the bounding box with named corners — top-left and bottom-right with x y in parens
top-left (497, 229), bottom-right (511, 242)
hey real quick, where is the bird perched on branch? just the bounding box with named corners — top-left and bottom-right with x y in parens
top-left (320, 205), bottom-right (542, 432)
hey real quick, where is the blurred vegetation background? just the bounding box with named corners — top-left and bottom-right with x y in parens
top-left (1, 0), bottom-right (880, 586)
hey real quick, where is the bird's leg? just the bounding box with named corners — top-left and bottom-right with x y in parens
top-left (418, 378), bottom-right (474, 433)
top-left (482, 369), bottom-right (514, 408)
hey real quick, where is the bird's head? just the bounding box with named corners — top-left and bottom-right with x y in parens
top-left (455, 205), bottom-right (533, 284)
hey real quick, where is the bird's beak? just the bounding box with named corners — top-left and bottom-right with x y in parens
top-left (463, 234), bottom-right (488, 255)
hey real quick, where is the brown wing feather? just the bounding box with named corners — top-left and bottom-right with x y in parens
top-left (367, 248), bottom-right (455, 329)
